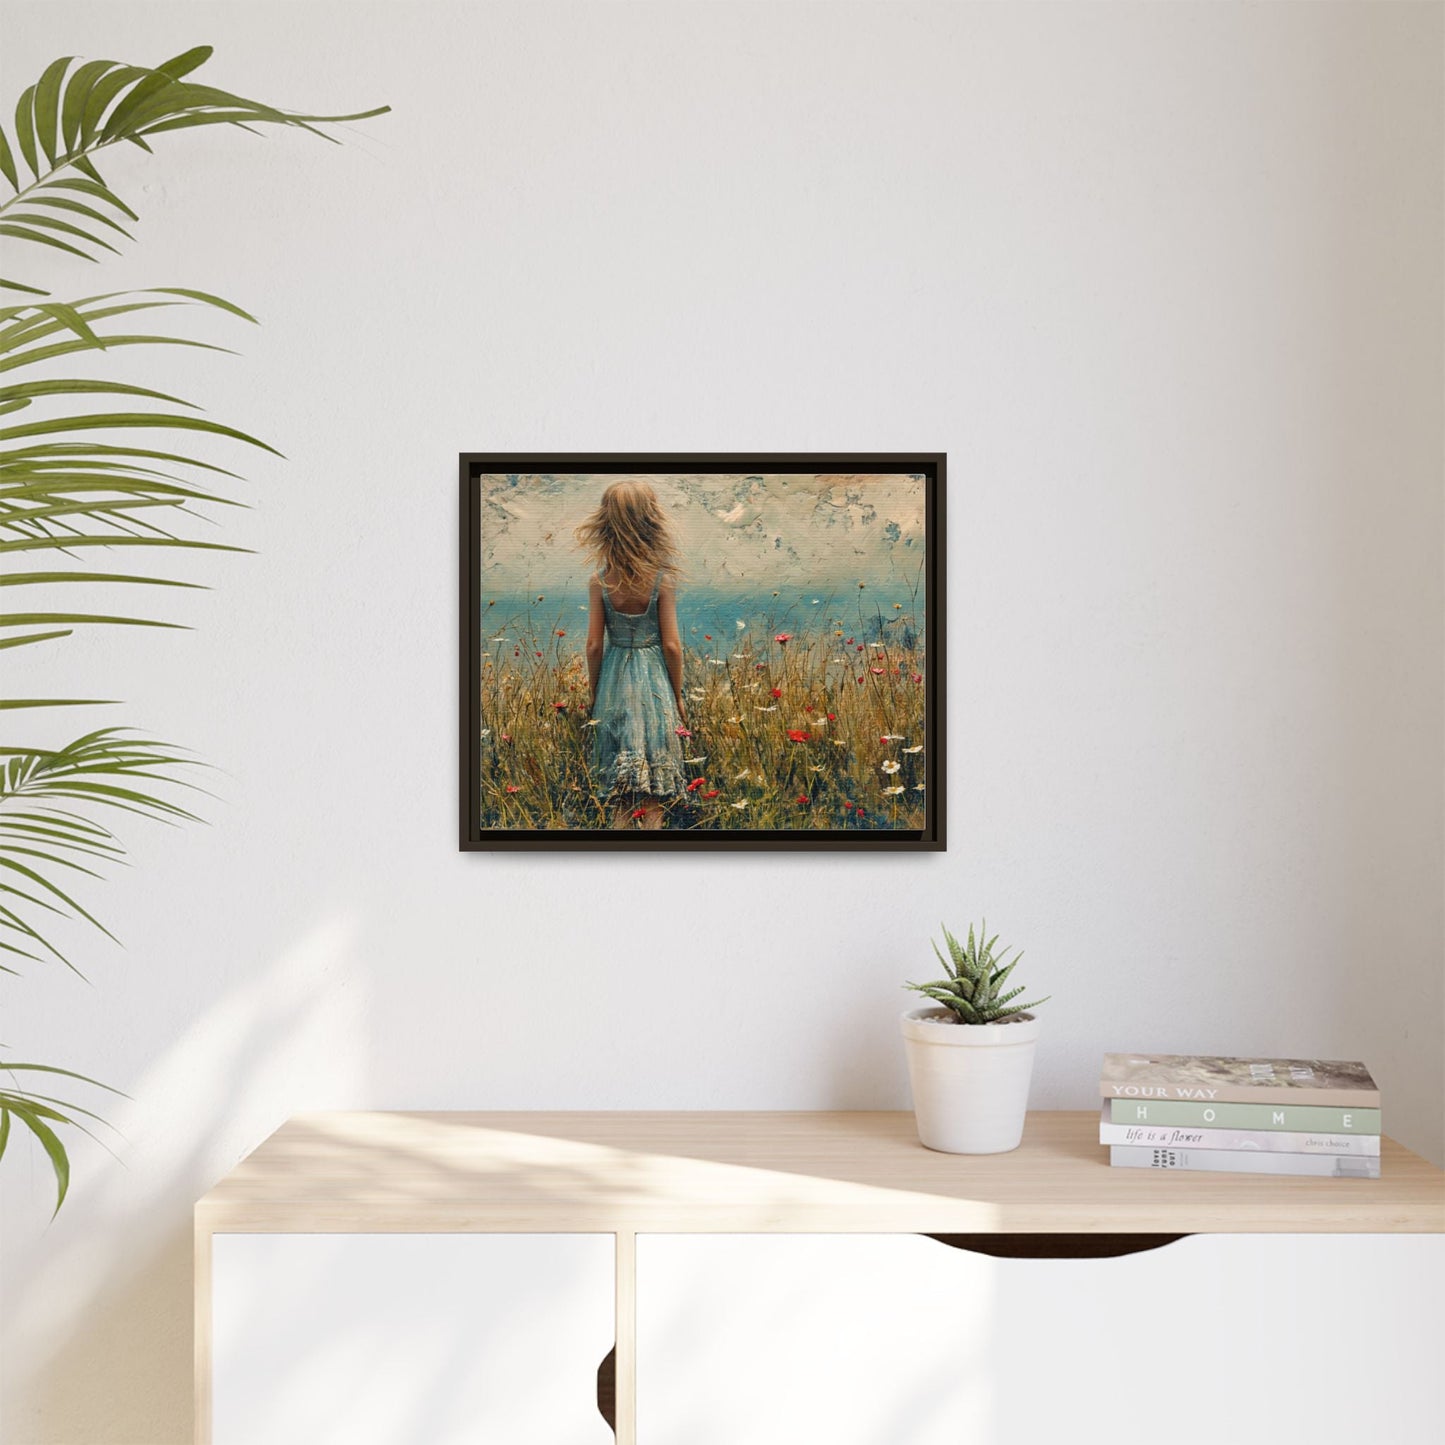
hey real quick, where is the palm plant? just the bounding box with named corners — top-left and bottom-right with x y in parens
top-left (906, 922), bottom-right (1050, 1024)
top-left (0, 46), bottom-right (386, 1210)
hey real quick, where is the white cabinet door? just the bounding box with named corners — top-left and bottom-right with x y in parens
top-left (212, 1232), bottom-right (614, 1445)
top-left (636, 1233), bottom-right (1445, 1445)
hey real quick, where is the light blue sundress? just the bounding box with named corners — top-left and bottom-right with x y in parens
top-left (593, 574), bottom-right (686, 800)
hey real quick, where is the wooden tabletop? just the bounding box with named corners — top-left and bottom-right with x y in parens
top-left (195, 1110), bottom-right (1445, 1235)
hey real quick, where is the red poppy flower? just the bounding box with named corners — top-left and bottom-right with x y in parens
top-left (630, 807), bottom-right (646, 819)
top-left (827, 713), bottom-right (837, 722)
top-left (756, 662), bottom-right (766, 670)
top-left (702, 789), bottom-right (719, 800)
top-left (870, 667), bottom-right (884, 675)
top-left (687, 778), bottom-right (707, 792)
top-left (856, 676), bottom-right (865, 685)
top-left (555, 629), bottom-right (566, 637)
top-left (675, 726), bottom-right (692, 737)
top-left (855, 805), bottom-right (865, 817)
top-left (796, 795), bottom-right (810, 806)
top-left (704, 634), bottom-right (713, 641)
top-left (786, 730), bottom-right (811, 742)
top-left (513, 649), bottom-right (520, 656)
top-left (505, 784), bottom-right (521, 794)
top-left (500, 734), bottom-right (512, 742)
top-left (803, 704), bottom-right (813, 713)
top-left (775, 633), bottom-right (792, 645)
top-left (912, 673), bottom-right (923, 684)
top-left (845, 637), bottom-right (855, 645)
top-left (535, 651), bottom-right (543, 658)
top-left (856, 644), bottom-right (864, 652)
top-left (771, 687), bottom-right (783, 699)
top-left (553, 702), bottom-right (567, 711)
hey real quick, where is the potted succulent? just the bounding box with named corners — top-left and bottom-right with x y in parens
top-left (901, 923), bottom-right (1050, 1154)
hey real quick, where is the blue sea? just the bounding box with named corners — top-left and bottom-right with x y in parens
top-left (479, 586), bottom-right (925, 650)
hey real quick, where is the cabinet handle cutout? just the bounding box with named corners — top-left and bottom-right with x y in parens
top-left (596, 1344), bottom-right (616, 1434)
top-left (924, 1233), bottom-right (1188, 1259)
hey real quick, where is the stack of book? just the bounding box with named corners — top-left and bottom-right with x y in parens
top-left (1099, 1053), bottom-right (1381, 1178)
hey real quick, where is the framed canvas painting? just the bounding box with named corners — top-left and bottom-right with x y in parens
top-left (459, 453), bottom-right (945, 850)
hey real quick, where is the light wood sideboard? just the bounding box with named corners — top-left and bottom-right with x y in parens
top-left (195, 1110), bottom-right (1445, 1444)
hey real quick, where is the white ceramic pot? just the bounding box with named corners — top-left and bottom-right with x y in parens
top-left (900, 1007), bottom-right (1041, 1154)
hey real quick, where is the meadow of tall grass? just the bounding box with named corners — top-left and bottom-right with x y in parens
top-left (477, 593), bottom-right (928, 831)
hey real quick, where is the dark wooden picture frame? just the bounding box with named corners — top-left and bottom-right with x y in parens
top-left (459, 453), bottom-right (945, 850)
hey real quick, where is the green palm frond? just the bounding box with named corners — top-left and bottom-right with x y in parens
top-left (0, 46), bottom-right (388, 294)
top-left (0, 287), bottom-right (267, 704)
top-left (0, 1061), bottom-right (126, 1214)
top-left (906, 921), bottom-right (1050, 1025)
top-left (0, 729), bottom-right (201, 974)
top-left (1, 44), bottom-right (385, 1213)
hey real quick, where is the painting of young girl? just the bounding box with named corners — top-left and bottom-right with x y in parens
top-left (577, 480), bottom-right (689, 828)
top-left (461, 454), bottom-right (944, 849)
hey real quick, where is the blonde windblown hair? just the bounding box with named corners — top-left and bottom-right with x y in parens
top-left (574, 479), bottom-right (681, 598)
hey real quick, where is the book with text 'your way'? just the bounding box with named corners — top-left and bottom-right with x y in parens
top-left (1100, 1054), bottom-right (1379, 1108)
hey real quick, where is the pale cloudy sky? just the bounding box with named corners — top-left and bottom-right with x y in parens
top-left (478, 472), bottom-right (926, 593)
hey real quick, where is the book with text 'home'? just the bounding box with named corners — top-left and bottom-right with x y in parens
top-left (1110, 1145), bottom-right (1380, 1179)
top-left (1108, 1098), bottom-right (1381, 1134)
top-left (1097, 1106), bottom-right (1380, 1156)
top-left (1099, 1053), bottom-right (1379, 1108)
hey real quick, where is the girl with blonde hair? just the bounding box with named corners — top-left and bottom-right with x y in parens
top-left (575, 480), bottom-right (687, 828)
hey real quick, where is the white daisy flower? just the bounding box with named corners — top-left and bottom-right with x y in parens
top-left (881, 760), bottom-right (901, 774)
top-left (914, 783), bottom-right (925, 792)
top-left (710, 658), bottom-right (727, 666)
top-left (902, 744), bottom-right (923, 754)
top-left (832, 739), bottom-right (846, 748)
top-left (881, 734), bottom-right (905, 741)
top-left (480, 728), bottom-right (491, 738)
top-left (735, 619), bottom-right (747, 629)
top-left (882, 785), bottom-right (905, 795)
top-left (756, 705), bottom-right (778, 712)
top-left (734, 769), bottom-right (751, 780)
top-left (869, 642), bottom-right (886, 650)
top-left (683, 756), bottom-right (706, 764)
top-left (730, 799), bottom-right (749, 810)
top-left (584, 718), bottom-right (600, 727)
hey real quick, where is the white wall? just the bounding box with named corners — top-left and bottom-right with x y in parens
top-left (2, 2), bottom-right (1441, 1441)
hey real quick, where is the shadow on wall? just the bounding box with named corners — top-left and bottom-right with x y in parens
top-left (823, 979), bottom-right (914, 1110)
top-left (2, 917), bottom-right (366, 1445)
